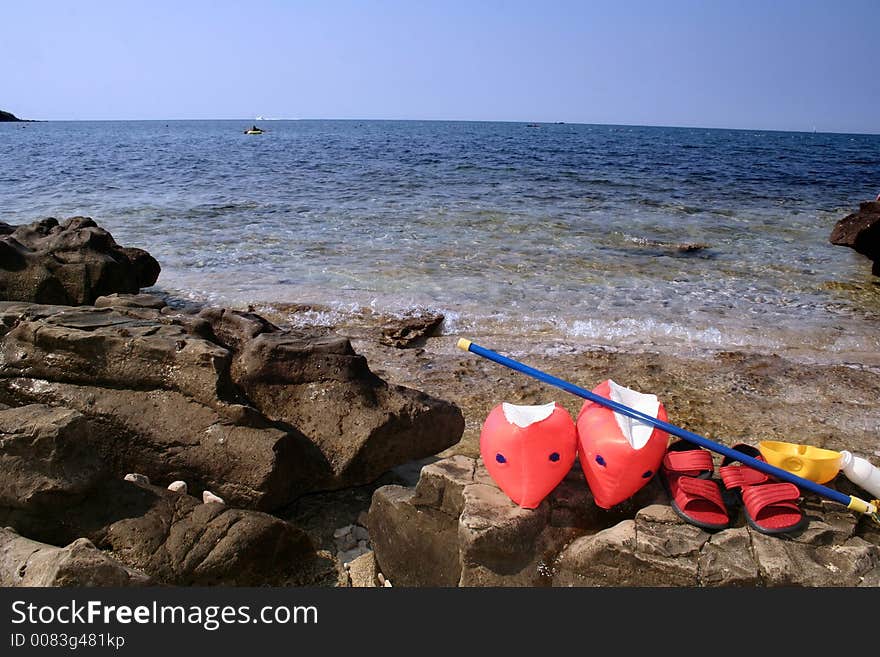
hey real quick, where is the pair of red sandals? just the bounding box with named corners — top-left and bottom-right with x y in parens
top-left (660, 440), bottom-right (808, 534)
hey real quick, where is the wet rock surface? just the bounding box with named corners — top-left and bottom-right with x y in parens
top-left (379, 312), bottom-right (445, 348)
top-left (830, 200), bottom-right (880, 276)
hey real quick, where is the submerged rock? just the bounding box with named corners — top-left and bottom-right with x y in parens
top-left (0, 217), bottom-right (160, 304)
top-left (380, 312), bottom-right (444, 348)
top-left (830, 201), bottom-right (880, 276)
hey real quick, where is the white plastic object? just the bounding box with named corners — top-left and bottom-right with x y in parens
top-left (839, 450), bottom-right (880, 499)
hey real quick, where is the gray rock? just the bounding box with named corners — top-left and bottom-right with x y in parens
top-left (751, 532), bottom-right (879, 586)
top-left (0, 527), bottom-right (151, 587)
top-left (124, 473), bottom-right (150, 485)
top-left (698, 527), bottom-right (760, 586)
top-left (0, 217), bottom-right (160, 304)
top-left (333, 526), bottom-right (353, 539)
top-left (335, 532), bottom-right (357, 552)
top-left (553, 518), bottom-right (702, 587)
top-left (337, 546), bottom-right (369, 565)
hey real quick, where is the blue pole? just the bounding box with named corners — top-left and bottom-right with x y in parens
top-left (459, 339), bottom-right (854, 507)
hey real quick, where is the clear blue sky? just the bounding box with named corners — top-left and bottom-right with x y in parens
top-left (3, 0), bottom-right (878, 133)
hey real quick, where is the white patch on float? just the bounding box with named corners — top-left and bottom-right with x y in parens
top-left (607, 380), bottom-right (660, 449)
top-left (501, 401), bottom-right (557, 428)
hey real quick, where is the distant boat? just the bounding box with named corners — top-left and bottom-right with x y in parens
top-left (255, 116), bottom-right (265, 121)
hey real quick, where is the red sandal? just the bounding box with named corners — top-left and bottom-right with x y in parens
top-left (660, 440), bottom-right (730, 531)
top-left (719, 444), bottom-right (808, 535)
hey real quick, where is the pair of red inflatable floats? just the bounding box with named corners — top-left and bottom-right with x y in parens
top-left (480, 379), bottom-right (668, 509)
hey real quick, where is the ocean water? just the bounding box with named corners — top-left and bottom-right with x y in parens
top-left (2, 119), bottom-right (879, 363)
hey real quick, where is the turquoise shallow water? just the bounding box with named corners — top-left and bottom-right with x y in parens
top-left (2, 119), bottom-right (879, 362)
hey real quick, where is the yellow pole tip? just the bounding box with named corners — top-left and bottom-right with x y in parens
top-left (457, 338), bottom-right (472, 351)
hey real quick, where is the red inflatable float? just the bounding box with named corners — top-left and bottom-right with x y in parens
top-left (576, 379), bottom-right (669, 509)
top-left (479, 401), bottom-right (577, 509)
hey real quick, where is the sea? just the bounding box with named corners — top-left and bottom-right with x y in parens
top-left (2, 119), bottom-right (879, 364)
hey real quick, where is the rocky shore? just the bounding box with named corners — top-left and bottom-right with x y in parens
top-left (2, 216), bottom-right (879, 587)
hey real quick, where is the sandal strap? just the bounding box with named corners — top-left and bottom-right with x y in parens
top-left (663, 449), bottom-right (714, 476)
top-left (675, 476), bottom-right (726, 512)
top-left (741, 482), bottom-right (801, 514)
top-left (719, 463), bottom-right (769, 489)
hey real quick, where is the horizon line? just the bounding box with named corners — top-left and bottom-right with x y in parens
top-left (6, 116), bottom-right (879, 137)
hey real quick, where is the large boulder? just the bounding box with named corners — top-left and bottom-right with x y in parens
top-left (90, 480), bottom-right (325, 586)
top-left (0, 302), bottom-right (464, 509)
top-left (194, 307), bottom-right (465, 489)
top-left (0, 305), bottom-right (234, 409)
top-left (0, 477), bottom-right (329, 587)
top-left (0, 404), bottom-right (109, 511)
top-left (368, 455), bottom-right (880, 587)
top-left (0, 527), bottom-right (151, 587)
top-left (0, 217), bottom-right (160, 304)
top-left (368, 455), bottom-right (657, 586)
top-left (830, 201), bottom-right (880, 276)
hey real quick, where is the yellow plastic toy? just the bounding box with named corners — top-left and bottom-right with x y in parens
top-left (758, 440), bottom-right (843, 484)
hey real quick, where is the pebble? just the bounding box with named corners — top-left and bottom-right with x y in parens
top-left (123, 473), bottom-right (150, 485)
top-left (353, 525), bottom-right (370, 542)
top-left (377, 572), bottom-right (386, 586)
top-left (202, 490), bottom-right (225, 505)
top-left (167, 480), bottom-right (187, 494)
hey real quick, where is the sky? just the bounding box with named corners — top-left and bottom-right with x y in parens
top-left (2, 0), bottom-right (879, 133)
